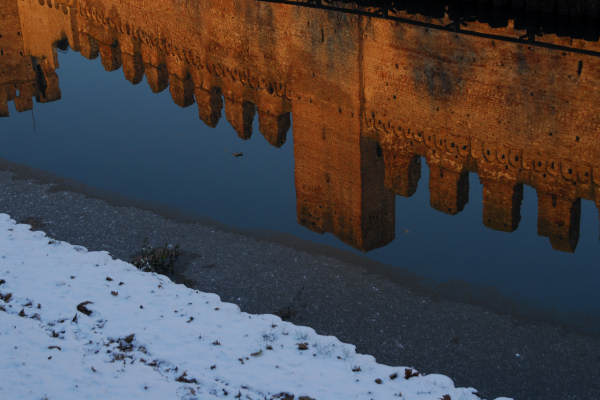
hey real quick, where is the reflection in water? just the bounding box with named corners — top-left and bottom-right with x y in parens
top-left (271, 1), bottom-right (600, 43)
top-left (1, 0), bottom-right (599, 255)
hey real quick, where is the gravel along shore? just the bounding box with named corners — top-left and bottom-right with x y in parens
top-left (0, 162), bottom-right (598, 399)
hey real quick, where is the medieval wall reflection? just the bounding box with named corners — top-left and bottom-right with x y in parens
top-left (1, 0), bottom-right (598, 252)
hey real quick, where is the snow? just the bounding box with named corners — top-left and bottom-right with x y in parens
top-left (0, 214), bottom-right (512, 400)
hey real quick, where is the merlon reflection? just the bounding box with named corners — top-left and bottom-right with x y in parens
top-left (0, 0), bottom-right (60, 116)
top-left (1, 0), bottom-right (599, 253)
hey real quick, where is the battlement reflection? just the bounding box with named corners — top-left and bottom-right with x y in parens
top-left (1, 0), bottom-right (598, 252)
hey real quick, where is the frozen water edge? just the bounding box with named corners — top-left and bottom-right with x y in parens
top-left (0, 214), bottom-right (512, 400)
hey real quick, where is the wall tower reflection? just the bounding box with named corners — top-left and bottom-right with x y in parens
top-left (1, 0), bottom-right (598, 252)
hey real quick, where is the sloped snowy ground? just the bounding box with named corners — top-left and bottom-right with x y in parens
top-left (0, 214), bottom-right (512, 400)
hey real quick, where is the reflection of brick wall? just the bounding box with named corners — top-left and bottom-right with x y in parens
top-left (0, 0), bottom-right (24, 75)
top-left (294, 100), bottom-right (395, 251)
top-left (382, 150), bottom-right (421, 197)
top-left (364, 13), bottom-right (600, 251)
top-left (0, 0), bottom-right (62, 116)
top-left (10, 0), bottom-right (600, 251)
top-left (481, 179), bottom-right (523, 232)
top-left (0, 0), bottom-right (33, 116)
top-left (537, 193), bottom-right (581, 252)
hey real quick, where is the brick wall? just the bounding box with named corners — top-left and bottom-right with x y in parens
top-left (7, 0), bottom-right (599, 251)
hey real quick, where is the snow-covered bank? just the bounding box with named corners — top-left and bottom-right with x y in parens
top-left (0, 214), bottom-right (511, 400)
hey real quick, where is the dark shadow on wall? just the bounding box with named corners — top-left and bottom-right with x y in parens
top-left (274, 0), bottom-right (600, 41)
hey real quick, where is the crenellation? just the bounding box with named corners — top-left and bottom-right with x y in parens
top-left (481, 179), bottom-right (523, 232)
top-left (144, 64), bottom-right (168, 93)
top-left (258, 111), bottom-right (290, 148)
top-left (255, 91), bottom-right (291, 147)
top-left (36, 66), bottom-right (61, 102)
top-left (118, 35), bottom-right (144, 84)
top-left (3, 0), bottom-right (600, 252)
top-left (0, 0), bottom-right (61, 114)
top-left (12, 82), bottom-right (35, 112)
top-left (382, 148), bottom-right (421, 197)
top-left (220, 79), bottom-right (257, 139)
top-left (428, 162), bottom-right (470, 215)
top-left (195, 86), bottom-right (223, 128)
top-left (169, 74), bottom-right (194, 108)
top-left (225, 99), bottom-right (256, 140)
top-left (98, 41), bottom-right (121, 71)
top-left (121, 52), bottom-right (144, 84)
top-left (537, 192), bottom-right (581, 252)
top-left (78, 33), bottom-right (98, 59)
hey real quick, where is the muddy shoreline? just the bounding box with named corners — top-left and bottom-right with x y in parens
top-left (0, 160), bottom-right (598, 399)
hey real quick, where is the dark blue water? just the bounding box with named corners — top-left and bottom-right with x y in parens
top-left (1, 50), bottom-right (599, 331)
